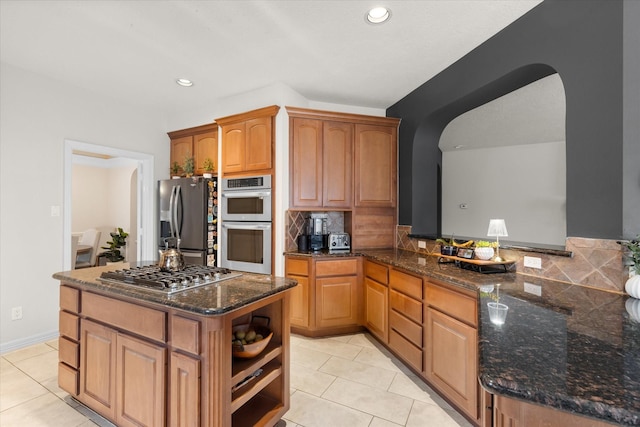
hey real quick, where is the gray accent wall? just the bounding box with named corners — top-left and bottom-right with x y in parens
top-left (388, 0), bottom-right (639, 240)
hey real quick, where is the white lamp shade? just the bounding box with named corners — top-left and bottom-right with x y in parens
top-left (487, 219), bottom-right (508, 237)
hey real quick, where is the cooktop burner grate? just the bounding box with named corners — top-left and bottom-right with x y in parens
top-left (99, 265), bottom-right (242, 294)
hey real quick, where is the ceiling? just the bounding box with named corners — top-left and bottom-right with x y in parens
top-left (0, 0), bottom-right (542, 115)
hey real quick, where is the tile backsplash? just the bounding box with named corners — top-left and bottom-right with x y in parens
top-left (396, 225), bottom-right (628, 294)
top-left (285, 211), bottom-right (345, 251)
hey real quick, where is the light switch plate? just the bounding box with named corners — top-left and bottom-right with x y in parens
top-left (524, 282), bottom-right (542, 296)
top-left (418, 240), bottom-right (426, 249)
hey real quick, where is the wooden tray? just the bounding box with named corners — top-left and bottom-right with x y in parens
top-left (433, 253), bottom-right (515, 273)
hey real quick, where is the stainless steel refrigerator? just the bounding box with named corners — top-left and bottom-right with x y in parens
top-left (158, 177), bottom-right (218, 266)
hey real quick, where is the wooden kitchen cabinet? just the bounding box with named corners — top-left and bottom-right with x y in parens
top-left (169, 351), bottom-right (200, 427)
top-left (289, 116), bottom-right (353, 209)
top-left (425, 280), bottom-right (479, 423)
top-left (316, 259), bottom-right (359, 328)
top-left (217, 105), bottom-right (279, 176)
top-left (284, 255), bottom-right (362, 337)
top-left (364, 259), bottom-right (389, 343)
top-left (388, 268), bottom-right (424, 372)
top-left (168, 123), bottom-right (218, 175)
top-left (492, 394), bottom-right (614, 427)
top-left (285, 256), bottom-right (311, 329)
top-left (354, 123), bottom-right (397, 208)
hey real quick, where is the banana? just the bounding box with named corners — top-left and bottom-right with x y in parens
top-left (453, 240), bottom-right (474, 248)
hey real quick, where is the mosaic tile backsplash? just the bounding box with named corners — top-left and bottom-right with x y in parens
top-left (396, 225), bottom-right (629, 294)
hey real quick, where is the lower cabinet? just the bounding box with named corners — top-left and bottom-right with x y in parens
top-left (285, 255), bottom-right (362, 336)
top-left (492, 394), bottom-right (614, 427)
top-left (80, 319), bottom-right (166, 427)
top-left (169, 352), bottom-right (200, 427)
top-left (388, 269), bottom-right (424, 372)
top-left (425, 280), bottom-right (479, 423)
top-left (364, 260), bottom-right (389, 342)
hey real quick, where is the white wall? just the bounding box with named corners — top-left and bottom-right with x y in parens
top-left (442, 141), bottom-right (566, 246)
top-left (0, 62), bottom-right (168, 352)
top-left (0, 63), bottom-right (386, 352)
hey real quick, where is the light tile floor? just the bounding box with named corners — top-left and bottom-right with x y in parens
top-left (0, 332), bottom-right (472, 427)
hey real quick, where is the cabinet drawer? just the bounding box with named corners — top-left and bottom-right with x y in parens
top-left (426, 282), bottom-right (477, 327)
top-left (60, 285), bottom-right (80, 313)
top-left (170, 315), bottom-right (200, 355)
top-left (364, 260), bottom-right (388, 285)
top-left (58, 362), bottom-right (79, 396)
top-left (286, 257), bottom-right (309, 276)
top-left (82, 292), bottom-right (167, 342)
top-left (316, 258), bottom-right (358, 277)
top-left (59, 311), bottom-right (79, 340)
top-left (389, 329), bottom-right (423, 372)
top-left (389, 269), bottom-right (423, 300)
top-left (389, 309), bottom-right (422, 348)
top-left (389, 290), bottom-right (422, 324)
top-left (59, 336), bottom-right (79, 368)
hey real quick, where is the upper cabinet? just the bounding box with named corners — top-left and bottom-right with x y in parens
top-left (216, 105), bottom-right (280, 177)
top-left (355, 124), bottom-right (397, 208)
top-left (289, 117), bottom-right (353, 209)
top-left (168, 123), bottom-right (218, 176)
top-left (287, 107), bottom-right (399, 211)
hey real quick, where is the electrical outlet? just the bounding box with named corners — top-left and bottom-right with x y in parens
top-left (524, 256), bottom-right (542, 269)
top-left (418, 257), bottom-right (426, 266)
top-left (524, 282), bottom-right (542, 296)
top-left (418, 240), bottom-right (426, 249)
top-left (11, 306), bottom-right (22, 321)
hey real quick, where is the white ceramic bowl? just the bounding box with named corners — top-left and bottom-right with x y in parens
top-left (474, 247), bottom-right (494, 260)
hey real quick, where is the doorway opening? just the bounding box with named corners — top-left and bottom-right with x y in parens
top-left (63, 140), bottom-right (155, 270)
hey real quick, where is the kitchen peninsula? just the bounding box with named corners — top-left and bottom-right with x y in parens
top-left (285, 248), bottom-right (639, 426)
top-left (53, 263), bottom-right (297, 427)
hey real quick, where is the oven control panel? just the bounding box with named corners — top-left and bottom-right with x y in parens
top-left (329, 233), bottom-right (351, 251)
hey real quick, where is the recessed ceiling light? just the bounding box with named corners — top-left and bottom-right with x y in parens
top-left (366, 7), bottom-right (391, 24)
top-left (176, 78), bottom-right (193, 87)
top-left (455, 145), bottom-right (465, 149)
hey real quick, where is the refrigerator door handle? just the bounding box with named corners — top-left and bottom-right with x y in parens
top-left (174, 185), bottom-right (182, 241)
top-left (169, 185), bottom-right (177, 238)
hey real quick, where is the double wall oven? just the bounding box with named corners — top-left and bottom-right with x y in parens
top-left (220, 175), bottom-right (272, 274)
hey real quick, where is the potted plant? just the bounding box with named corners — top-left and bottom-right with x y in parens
top-left (474, 240), bottom-right (497, 260)
top-left (183, 156), bottom-right (195, 177)
top-left (171, 161), bottom-right (182, 179)
top-left (99, 228), bottom-right (129, 263)
top-left (622, 235), bottom-right (640, 299)
top-left (202, 157), bottom-right (215, 178)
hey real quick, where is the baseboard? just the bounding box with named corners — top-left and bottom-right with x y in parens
top-left (0, 329), bottom-right (59, 355)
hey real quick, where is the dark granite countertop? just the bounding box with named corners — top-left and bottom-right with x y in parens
top-left (286, 248), bottom-right (639, 426)
top-left (53, 262), bottom-right (297, 316)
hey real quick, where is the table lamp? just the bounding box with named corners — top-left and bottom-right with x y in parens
top-left (487, 219), bottom-right (508, 262)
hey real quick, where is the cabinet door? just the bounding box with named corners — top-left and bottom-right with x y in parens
top-left (245, 116), bottom-right (272, 171)
top-left (171, 136), bottom-right (194, 172)
top-left (316, 276), bottom-right (358, 328)
top-left (365, 277), bottom-right (388, 342)
top-left (80, 319), bottom-right (117, 421)
top-left (323, 121), bottom-right (353, 208)
top-left (116, 333), bottom-right (166, 427)
top-left (194, 130), bottom-right (218, 175)
top-left (221, 123), bottom-right (245, 174)
top-left (354, 123), bottom-right (397, 207)
top-left (425, 308), bottom-right (478, 419)
top-left (289, 275), bottom-right (310, 328)
top-left (290, 118), bottom-right (323, 208)
top-left (169, 352), bottom-right (200, 427)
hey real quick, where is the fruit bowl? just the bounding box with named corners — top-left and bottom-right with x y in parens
top-left (232, 321), bottom-right (273, 359)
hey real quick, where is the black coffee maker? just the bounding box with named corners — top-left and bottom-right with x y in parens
top-left (307, 217), bottom-right (328, 251)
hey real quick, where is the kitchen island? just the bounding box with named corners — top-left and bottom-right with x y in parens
top-left (53, 263), bottom-right (297, 427)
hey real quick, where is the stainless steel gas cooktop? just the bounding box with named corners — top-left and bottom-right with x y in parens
top-left (99, 265), bottom-right (242, 295)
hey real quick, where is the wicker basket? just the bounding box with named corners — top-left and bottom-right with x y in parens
top-left (232, 316), bottom-right (273, 359)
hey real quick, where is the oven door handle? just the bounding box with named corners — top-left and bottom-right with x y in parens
top-left (221, 191), bottom-right (271, 199)
top-left (222, 223), bottom-right (271, 230)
